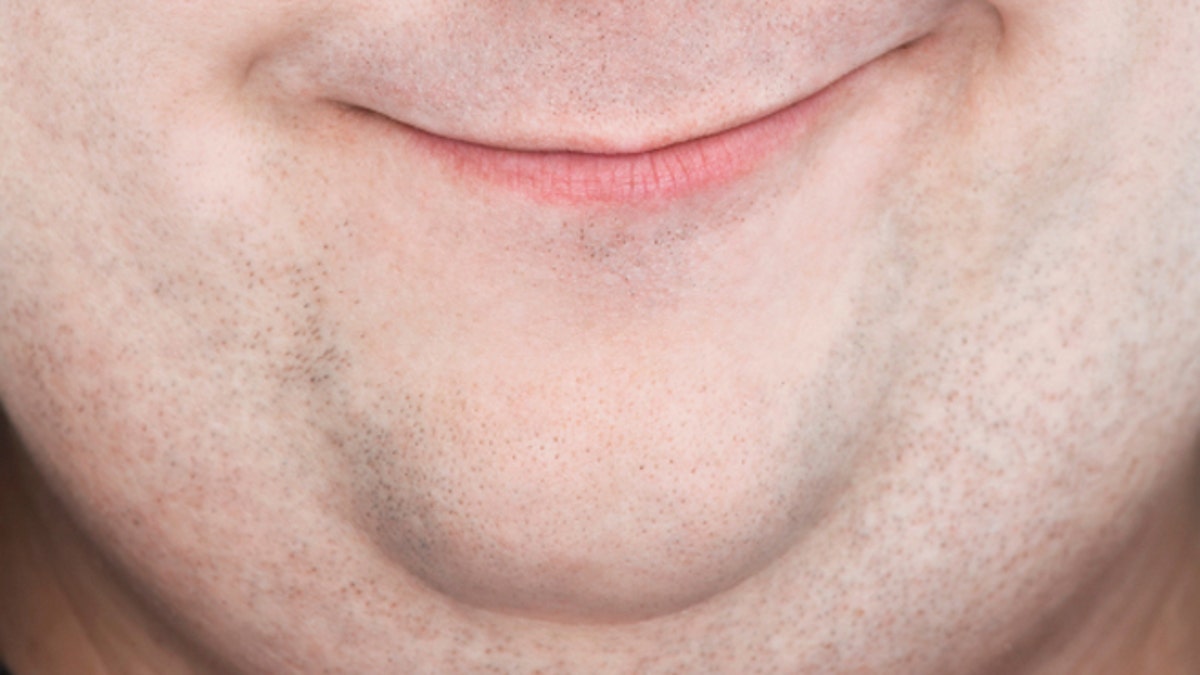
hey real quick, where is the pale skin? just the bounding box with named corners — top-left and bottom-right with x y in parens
top-left (1, 0), bottom-right (1198, 672)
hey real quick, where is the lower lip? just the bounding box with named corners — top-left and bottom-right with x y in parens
top-left (399, 77), bottom-right (847, 206)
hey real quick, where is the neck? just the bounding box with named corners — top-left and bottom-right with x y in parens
top-left (2, 411), bottom-right (1198, 674)
top-left (0, 416), bottom-right (220, 675)
top-left (991, 455), bottom-right (1200, 675)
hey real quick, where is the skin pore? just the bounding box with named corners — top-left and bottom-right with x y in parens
top-left (1, 0), bottom-right (1199, 673)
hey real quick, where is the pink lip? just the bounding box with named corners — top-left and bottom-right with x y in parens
top-left (398, 76), bottom-right (847, 206)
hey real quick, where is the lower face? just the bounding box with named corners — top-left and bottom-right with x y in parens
top-left (1, 0), bottom-right (1198, 672)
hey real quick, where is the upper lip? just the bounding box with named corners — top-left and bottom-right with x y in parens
top-left (325, 50), bottom-right (882, 156)
top-left (397, 68), bottom-right (861, 156)
top-left (268, 5), bottom-right (947, 154)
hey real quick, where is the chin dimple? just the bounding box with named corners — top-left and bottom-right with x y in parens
top-left (377, 483), bottom-right (797, 624)
top-left (344, 384), bottom-right (820, 624)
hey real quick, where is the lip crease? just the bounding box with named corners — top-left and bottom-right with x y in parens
top-left (382, 69), bottom-right (856, 206)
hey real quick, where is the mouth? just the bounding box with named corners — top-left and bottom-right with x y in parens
top-left (341, 60), bottom-right (873, 206)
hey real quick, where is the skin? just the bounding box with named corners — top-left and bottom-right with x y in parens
top-left (1, 0), bottom-right (1198, 672)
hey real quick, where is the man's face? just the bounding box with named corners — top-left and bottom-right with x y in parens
top-left (1, 0), bottom-right (1198, 672)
